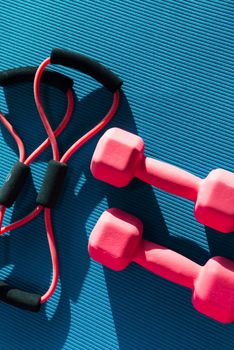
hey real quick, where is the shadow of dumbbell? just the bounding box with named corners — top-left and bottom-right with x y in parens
top-left (206, 226), bottom-right (234, 261)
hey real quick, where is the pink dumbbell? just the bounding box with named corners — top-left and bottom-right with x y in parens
top-left (91, 127), bottom-right (234, 233)
top-left (88, 208), bottom-right (234, 323)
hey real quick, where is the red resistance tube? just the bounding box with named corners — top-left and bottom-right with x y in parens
top-left (0, 87), bottom-right (74, 228)
top-left (1, 57), bottom-right (120, 304)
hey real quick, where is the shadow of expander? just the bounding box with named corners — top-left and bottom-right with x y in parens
top-left (0, 83), bottom-right (135, 349)
top-left (0, 83), bottom-right (211, 349)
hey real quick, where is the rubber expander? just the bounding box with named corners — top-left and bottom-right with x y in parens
top-left (0, 162), bottom-right (30, 207)
top-left (0, 281), bottom-right (41, 312)
top-left (0, 66), bottom-right (74, 93)
top-left (51, 48), bottom-right (123, 93)
top-left (36, 160), bottom-right (68, 208)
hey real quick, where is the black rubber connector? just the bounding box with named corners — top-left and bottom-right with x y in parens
top-left (50, 48), bottom-right (123, 93)
top-left (0, 281), bottom-right (41, 312)
top-left (0, 162), bottom-right (30, 208)
top-left (0, 66), bottom-right (74, 93)
top-left (36, 160), bottom-right (68, 208)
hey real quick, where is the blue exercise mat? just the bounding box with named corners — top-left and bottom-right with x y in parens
top-left (0, 1), bottom-right (233, 349)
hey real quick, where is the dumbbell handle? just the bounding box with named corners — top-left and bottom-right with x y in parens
top-left (133, 240), bottom-right (201, 289)
top-left (135, 157), bottom-right (201, 201)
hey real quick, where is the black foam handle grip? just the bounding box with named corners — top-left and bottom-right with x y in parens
top-left (0, 281), bottom-right (41, 312)
top-left (36, 160), bottom-right (68, 208)
top-left (0, 162), bottom-right (30, 208)
top-left (0, 66), bottom-right (74, 93)
top-left (50, 48), bottom-right (123, 93)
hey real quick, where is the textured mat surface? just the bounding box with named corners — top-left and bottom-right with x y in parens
top-left (0, 1), bottom-right (233, 349)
